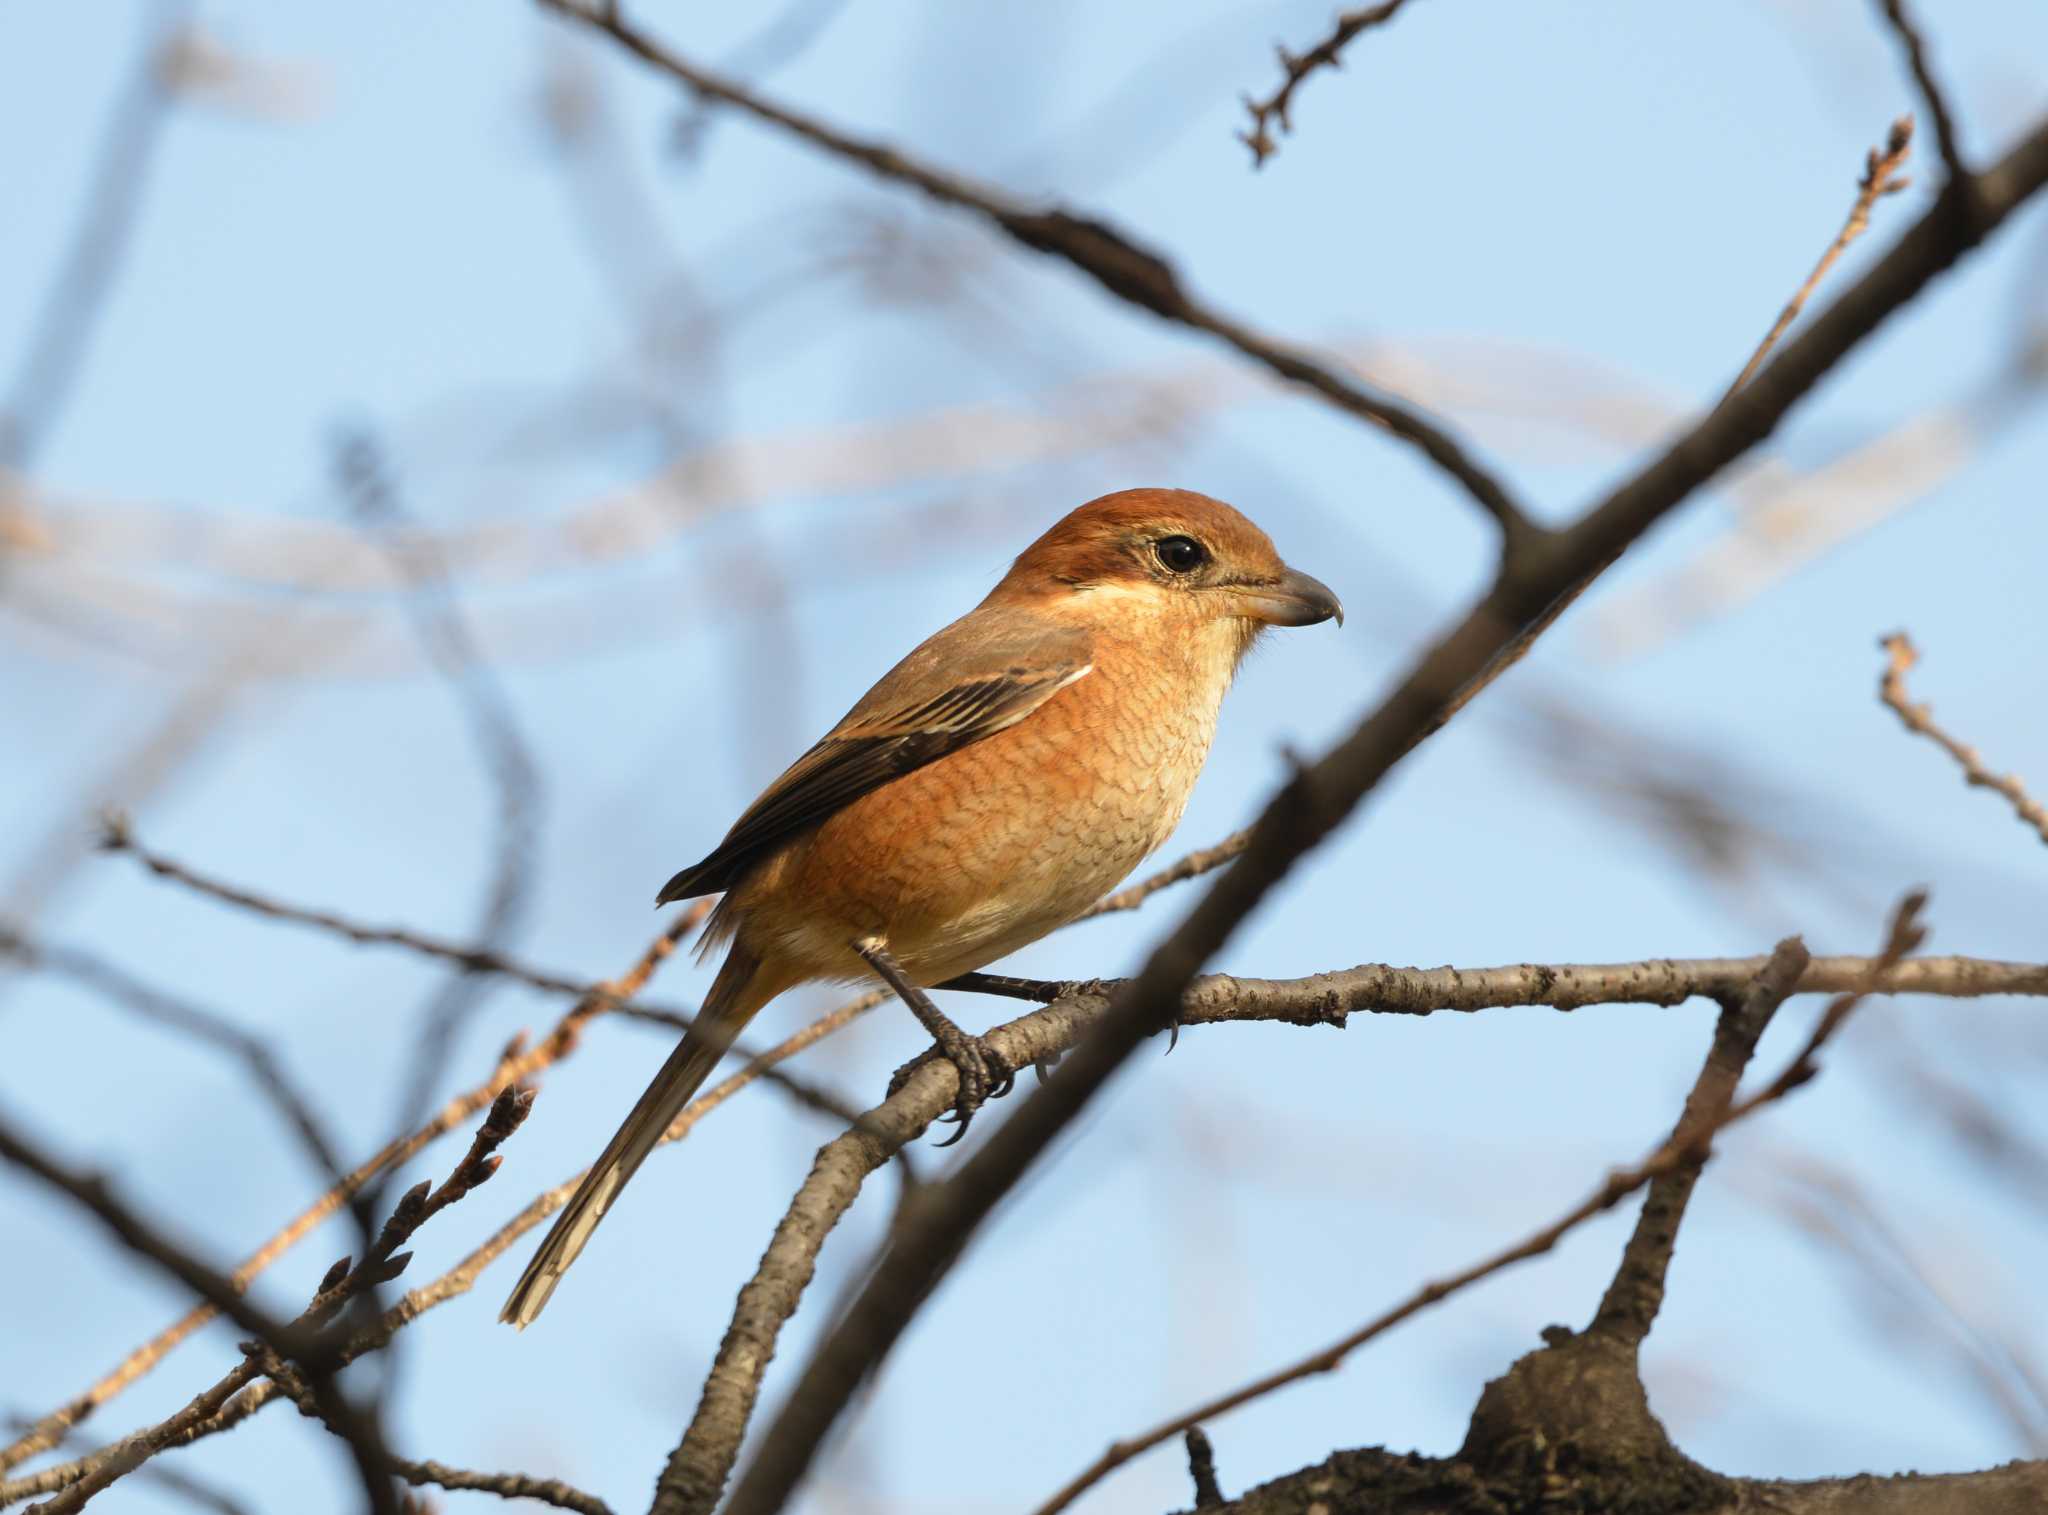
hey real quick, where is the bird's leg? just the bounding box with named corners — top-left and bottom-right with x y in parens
top-left (855, 938), bottom-right (1016, 1145)
top-left (936, 970), bottom-right (1065, 1002)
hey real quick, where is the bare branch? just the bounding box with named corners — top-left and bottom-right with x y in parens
top-left (6, 812), bottom-right (1237, 1475)
top-left (538, 0), bottom-right (1536, 548)
top-left (1082, 831), bottom-right (1249, 917)
top-left (698, 111), bottom-right (2048, 1515)
top-left (7, 934), bottom-right (2033, 1508)
top-left (1874, 0), bottom-right (1967, 184)
top-left (0, 0), bottom-right (192, 472)
top-left (0, 903), bottom-right (708, 1475)
top-left (1033, 900), bottom-right (1925, 1515)
top-left (1586, 936), bottom-right (1812, 1349)
top-left (97, 810), bottom-right (583, 993)
top-left (331, 427), bottom-right (546, 1150)
top-left (392, 1456), bottom-right (612, 1515)
top-left (0, 928), bottom-right (350, 1189)
top-left (652, 943), bottom-right (2036, 1513)
top-left (1880, 633), bottom-right (2048, 845)
top-left (0, 1111), bottom-right (404, 1515)
top-left (1184, 1427), bottom-right (1225, 1509)
top-left (3, 1089), bottom-right (535, 1511)
top-left (1238, 1), bottom-right (1416, 167)
top-left (1722, 116), bottom-right (1915, 400)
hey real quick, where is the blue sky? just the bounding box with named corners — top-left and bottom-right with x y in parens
top-left (4, 3), bottom-right (2047, 1512)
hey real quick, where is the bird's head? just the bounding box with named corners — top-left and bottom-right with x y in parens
top-left (995, 488), bottom-right (1342, 657)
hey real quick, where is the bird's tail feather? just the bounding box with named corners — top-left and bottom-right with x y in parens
top-left (499, 942), bottom-right (767, 1329)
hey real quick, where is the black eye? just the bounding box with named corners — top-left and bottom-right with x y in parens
top-left (1154, 535), bottom-right (1208, 574)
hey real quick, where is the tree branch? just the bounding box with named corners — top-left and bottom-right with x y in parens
top-left (1584, 937), bottom-right (1811, 1350)
top-left (1722, 116), bottom-right (1914, 400)
top-left (392, 1456), bottom-right (612, 1515)
top-left (1237, 1), bottom-right (1417, 167)
top-left (1040, 901), bottom-right (1924, 1515)
top-left (0, 1111), bottom-right (404, 1515)
top-left (0, 902), bottom-right (709, 1476)
top-left (1880, 632), bottom-right (2048, 845)
top-left (698, 109), bottom-right (2048, 1515)
top-left (1874, 0), bottom-right (1967, 184)
top-left (8, 940), bottom-right (2031, 1508)
top-left (538, 0), bottom-right (1536, 548)
top-left (4, 818), bottom-right (1250, 1477)
top-left (647, 943), bottom-right (2040, 1514)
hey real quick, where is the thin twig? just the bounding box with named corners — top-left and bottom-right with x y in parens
top-left (1030, 899), bottom-right (1925, 1515)
top-left (0, 0), bottom-right (192, 471)
top-left (95, 815), bottom-right (853, 1117)
top-left (97, 811), bottom-right (582, 993)
top-left (1874, 0), bottom-right (1966, 184)
top-left (332, 428), bottom-right (546, 1159)
top-left (1083, 832), bottom-right (1248, 916)
top-left (0, 902), bottom-right (708, 1476)
top-left (1880, 633), bottom-right (2048, 845)
top-left (0, 1112), bottom-right (404, 1515)
top-left (6, 1091), bottom-right (534, 1512)
top-left (1237, 1), bottom-right (1416, 167)
top-left (0, 988), bottom-right (888, 1508)
top-left (539, 0), bottom-right (1536, 548)
top-left (0, 928), bottom-right (351, 1190)
top-left (1722, 116), bottom-right (1914, 400)
top-left (392, 1456), bottom-right (612, 1515)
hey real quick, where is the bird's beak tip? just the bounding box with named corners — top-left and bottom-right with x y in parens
top-left (1240, 566), bottom-right (1342, 629)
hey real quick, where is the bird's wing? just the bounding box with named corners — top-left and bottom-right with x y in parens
top-left (656, 607), bottom-right (1092, 904)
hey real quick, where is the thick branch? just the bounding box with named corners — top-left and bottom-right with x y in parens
top-left (1041, 902), bottom-right (1919, 1515)
top-left (1586, 937), bottom-right (1811, 1348)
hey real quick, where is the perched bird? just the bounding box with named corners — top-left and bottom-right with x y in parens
top-left (501, 487), bottom-right (1340, 1327)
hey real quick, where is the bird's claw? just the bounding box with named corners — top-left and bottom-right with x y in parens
top-left (887, 1030), bottom-right (1015, 1146)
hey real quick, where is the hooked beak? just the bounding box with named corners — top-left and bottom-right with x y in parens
top-left (1229, 566), bottom-right (1344, 628)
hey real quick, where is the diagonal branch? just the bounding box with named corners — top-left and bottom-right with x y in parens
top-left (1237, 1), bottom-right (1417, 167)
top-left (538, 0), bottom-right (1536, 548)
top-left (700, 110), bottom-right (2048, 1515)
top-left (0, 900), bottom-right (709, 1476)
top-left (1585, 936), bottom-right (1811, 1350)
top-left (1722, 117), bottom-right (1914, 400)
top-left (1880, 632), bottom-right (2048, 846)
top-left (0, 1111), bottom-right (404, 1515)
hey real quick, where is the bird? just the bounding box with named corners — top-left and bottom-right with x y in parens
top-left (500, 487), bottom-right (1340, 1327)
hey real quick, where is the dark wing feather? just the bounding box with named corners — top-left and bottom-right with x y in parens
top-left (656, 609), bottom-right (1091, 905)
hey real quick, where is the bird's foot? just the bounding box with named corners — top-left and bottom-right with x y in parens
top-left (887, 1029), bottom-right (1017, 1146)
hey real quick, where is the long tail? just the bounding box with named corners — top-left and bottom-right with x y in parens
top-left (500, 942), bottom-right (770, 1328)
